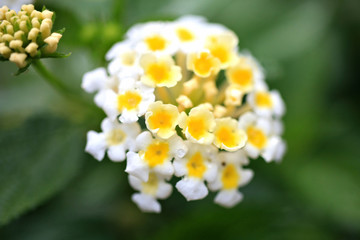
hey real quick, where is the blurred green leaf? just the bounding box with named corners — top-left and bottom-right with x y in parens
top-left (283, 155), bottom-right (360, 229)
top-left (42, 0), bottom-right (115, 22)
top-left (0, 115), bottom-right (84, 225)
top-left (251, 1), bottom-right (333, 60)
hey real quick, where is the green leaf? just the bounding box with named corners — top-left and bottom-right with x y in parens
top-left (0, 115), bottom-right (84, 225)
top-left (41, 52), bottom-right (72, 59)
top-left (56, 27), bottom-right (66, 35)
top-left (13, 62), bottom-right (32, 76)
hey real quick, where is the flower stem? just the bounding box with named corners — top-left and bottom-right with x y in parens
top-left (32, 59), bottom-right (100, 118)
top-left (32, 59), bottom-right (74, 97)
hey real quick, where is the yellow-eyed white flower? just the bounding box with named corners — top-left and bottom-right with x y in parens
top-left (125, 131), bottom-right (187, 182)
top-left (128, 172), bottom-right (172, 213)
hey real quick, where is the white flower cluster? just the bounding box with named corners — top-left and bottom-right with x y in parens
top-left (82, 16), bottom-right (286, 213)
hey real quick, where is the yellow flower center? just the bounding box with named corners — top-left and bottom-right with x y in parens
top-left (193, 52), bottom-right (217, 76)
top-left (117, 90), bottom-right (142, 111)
top-left (147, 111), bottom-right (174, 130)
top-left (187, 117), bottom-right (207, 140)
top-left (176, 27), bottom-right (194, 42)
top-left (147, 62), bottom-right (170, 84)
top-left (246, 126), bottom-right (267, 149)
top-left (230, 68), bottom-right (253, 87)
top-left (106, 129), bottom-right (127, 146)
top-left (215, 126), bottom-right (238, 148)
top-left (221, 164), bottom-right (239, 189)
top-left (145, 35), bottom-right (167, 51)
top-left (209, 45), bottom-right (229, 65)
top-left (186, 151), bottom-right (207, 178)
top-left (142, 172), bottom-right (159, 195)
top-left (143, 141), bottom-right (170, 167)
top-left (255, 92), bottom-right (273, 108)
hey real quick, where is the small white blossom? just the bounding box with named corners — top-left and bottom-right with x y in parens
top-left (99, 77), bottom-right (155, 123)
top-left (106, 41), bottom-right (142, 77)
top-left (126, 22), bottom-right (178, 55)
top-left (81, 67), bottom-right (108, 93)
top-left (129, 172), bottom-right (172, 213)
top-left (85, 118), bottom-right (141, 162)
top-left (239, 112), bottom-right (284, 162)
top-left (208, 151), bottom-right (253, 208)
top-left (125, 131), bottom-right (187, 182)
top-left (247, 89), bottom-right (285, 118)
top-left (170, 15), bottom-right (208, 53)
top-left (173, 142), bottom-right (218, 201)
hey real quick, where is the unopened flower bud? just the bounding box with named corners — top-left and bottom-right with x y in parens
top-left (0, 45), bottom-right (11, 58)
top-left (2, 34), bottom-right (14, 42)
top-left (5, 10), bottom-right (17, 21)
top-left (43, 34), bottom-right (62, 53)
top-left (19, 21), bottom-right (28, 32)
top-left (30, 10), bottom-right (42, 19)
top-left (31, 18), bottom-right (40, 29)
top-left (25, 42), bottom-right (38, 57)
top-left (9, 40), bottom-right (24, 52)
top-left (20, 15), bottom-right (29, 22)
top-left (14, 30), bottom-right (25, 40)
top-left (28, 28), bottom-right (39, 41)
top-left (6, 25), bottom-right (14, 35)
top-left (9, 52), bottom-right (27, 68)
top-left (183, 77), bottom-right (199, 95)
top-left (40, 20), bottom-right (52, 39)
top-left (42, 10), bottom-right (54, 19)
top-left (21, 4), bottom-right (35, 14)
top-left (213, 105), bottom-right (227, 118)
top-left (176, 95), bottom-right (193, 110)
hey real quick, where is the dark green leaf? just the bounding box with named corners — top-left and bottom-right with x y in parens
top-left (55, 27), bottom-right (66, 34)
top-left (0, 115), bottom-right (84, 225)
top-left (14, 62), bottom-right (32, 76)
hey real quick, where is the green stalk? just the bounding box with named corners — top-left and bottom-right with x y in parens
top-left (32, 59), bottom-right (74, 98)
top-left (32, 59), bottom-right (101, 120)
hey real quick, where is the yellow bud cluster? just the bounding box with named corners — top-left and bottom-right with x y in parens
top-left (0, 4), bottom-right (62, 68)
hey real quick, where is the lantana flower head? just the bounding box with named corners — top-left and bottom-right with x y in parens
top-left (83, 16), bottom-right (286, 213)
top-left (0, 4), bottom-right (65, 70)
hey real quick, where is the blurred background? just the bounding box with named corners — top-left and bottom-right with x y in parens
top-left (0, 0), bottom-right (359, 239)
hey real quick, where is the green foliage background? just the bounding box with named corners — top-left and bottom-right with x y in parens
top-left (0, 0), bottom-right (359, 239)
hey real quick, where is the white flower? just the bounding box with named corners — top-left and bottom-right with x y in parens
top-left (173, 142), bottom-right (218, 201)
top-left (238, 112), bottom-right (285, 162)
top-left (170, 15), bottom-right (208, 53)
top-left (225, 52), bottom-right (266, 93)
top-left (85, 118), bottom-right (141, 162)
top-left (81, 67), bottom-right (108, 93)
top-left (125, 131), bottom-right (187, 182)
top-left (247, 89), bottom-right (285, 118)
top-left (127, 22), bottom-right (178, 55)
top-left (208, 151), bottom-right (253, 208)
top-left (81, 68), bottom-right (122, 108)
top-left (129, 172), bottom-right (172, 213)
top-left (2, 0), bottom-right (33, 11)
top-left (106, 40), bottom-right (142, 77)
top-left (100, 77), bottom-right (155, 123)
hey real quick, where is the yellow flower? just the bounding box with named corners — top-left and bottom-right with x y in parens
top-left (145, 101), bottom-right (180, 139)
top-left (226, 56), bottom-right (255, 92)
top-left (179, 105), bottom-right (215, 145)
top-left (205, 31), bottom-right (238, 69)
top-left (140, 53), bottom-right (182, 88)
top-left (186, 51), bottom-right (220, 77)
top-left (213, 117), bottom-right (247, 151)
